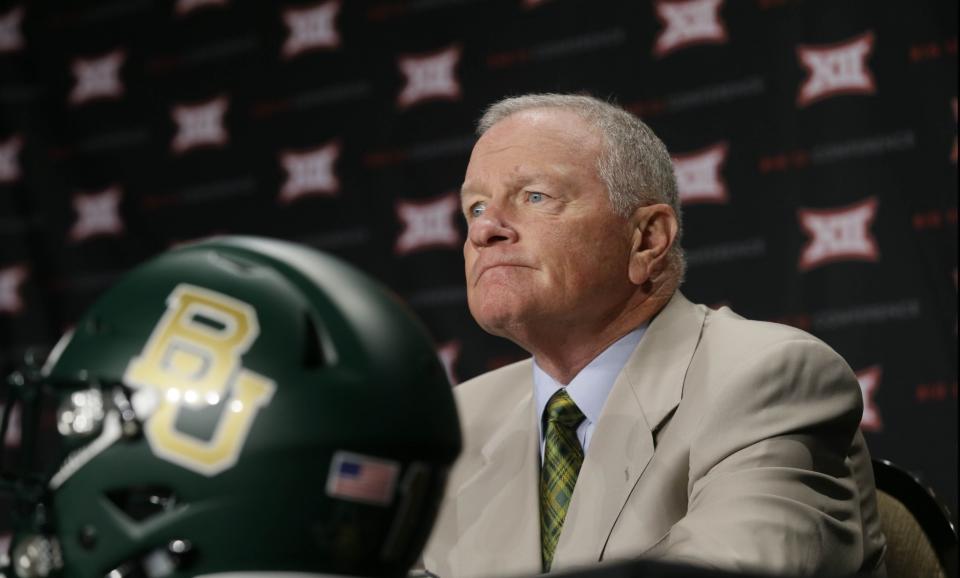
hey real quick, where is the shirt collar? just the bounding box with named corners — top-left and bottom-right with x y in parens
top-left (533, 323), bottom-right (648, 433)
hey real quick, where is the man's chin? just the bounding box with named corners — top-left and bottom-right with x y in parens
top-left (473, 315), bottom-right (513, 339)
top-left (470, 306), bottom-right (539, 347)
top-left (470, 304), bottom-right (519, 338)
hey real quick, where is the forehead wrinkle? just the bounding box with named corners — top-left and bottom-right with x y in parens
top-left (460, 180), bottom-right (486, 198)
top-left (461, 170), bottom-right (543, 199)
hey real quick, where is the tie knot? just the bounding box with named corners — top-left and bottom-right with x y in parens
top-left (544, 389), bottom-right (585, 429)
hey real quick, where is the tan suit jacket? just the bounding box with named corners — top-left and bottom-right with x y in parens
top-left (423, 292), bottom-right (886, 577)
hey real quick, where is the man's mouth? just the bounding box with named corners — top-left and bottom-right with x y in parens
top-left (475, 262), bottom-right (531, 284)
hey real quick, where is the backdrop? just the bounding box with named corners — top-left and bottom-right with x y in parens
top-left (0, 0), bottom-right (956, 532)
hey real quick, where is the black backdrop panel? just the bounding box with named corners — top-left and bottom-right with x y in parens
top-left (0, 0), bottom-right (956, 538)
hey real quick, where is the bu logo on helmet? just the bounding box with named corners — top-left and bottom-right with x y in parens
top-left (124, 284), bottom-right (276, 476)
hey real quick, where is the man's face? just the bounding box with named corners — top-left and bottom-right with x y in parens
top-left (461, 109), bottom-right (637, 344)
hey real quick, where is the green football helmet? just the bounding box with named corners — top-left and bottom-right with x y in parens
top-left (0, 236), bottom-right (461, 578)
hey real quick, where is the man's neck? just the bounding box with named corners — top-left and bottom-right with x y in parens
top-left (521, 293), bottom-right (670, 384)
top-left (533, 343), bottom-right (616, 386)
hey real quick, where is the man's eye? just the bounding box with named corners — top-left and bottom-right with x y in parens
top-left (470, 202), bottom-right (486, 218)
top-left (528, 192), bottom-right (544, 203)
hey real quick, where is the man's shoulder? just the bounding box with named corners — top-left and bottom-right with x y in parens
top-left (449, 357), bottom-right (534, 456)
top-left (702, 303), bottom-right (833, 353)
top-left (685, 301), bottom-right (858, 403)
top-left (671, 298), bottom-right (857, 399)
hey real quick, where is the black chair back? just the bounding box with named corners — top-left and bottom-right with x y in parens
top-left (872, 458), bottom-right (958, 578)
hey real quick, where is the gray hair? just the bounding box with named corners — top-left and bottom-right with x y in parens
top-left (477, 93), bottom-right (685, 283)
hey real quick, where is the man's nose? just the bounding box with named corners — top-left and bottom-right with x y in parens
top-left (468, 208), bottom-right (518, 247)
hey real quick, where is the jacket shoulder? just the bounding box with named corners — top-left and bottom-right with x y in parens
top-left (454, 357), bottom-right (533, 419)
top-left (446, 358), bottom-right (535, 476)
top-left (705, 305), bottom-right (828, 348)
top-left (686, 305), bottom-right (861, 419)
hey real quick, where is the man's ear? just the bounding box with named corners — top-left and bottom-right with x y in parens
top-left (628, 204), bottom-right (678, 286)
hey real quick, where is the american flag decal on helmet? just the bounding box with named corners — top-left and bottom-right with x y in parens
top-left (326, 451), bottom-right (400, 506)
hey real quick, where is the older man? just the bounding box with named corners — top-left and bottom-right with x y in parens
top-left (422, 94), bottom-right (886, 577)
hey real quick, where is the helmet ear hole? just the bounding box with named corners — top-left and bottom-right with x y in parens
top-left (303, 315), bottom-right (333, 369)
top-left (105, 486), bottom-right (178, 522)
top-left (85, 316), bottom-right (109, 336)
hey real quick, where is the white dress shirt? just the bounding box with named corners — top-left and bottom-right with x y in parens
top-left (533, 324), bottom-right (648, 461)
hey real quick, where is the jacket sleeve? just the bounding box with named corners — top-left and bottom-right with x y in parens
top-left (643, 338), bottom-right (884, 577)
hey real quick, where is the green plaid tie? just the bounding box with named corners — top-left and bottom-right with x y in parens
top-left (540, 389), bottom-right (586, 572)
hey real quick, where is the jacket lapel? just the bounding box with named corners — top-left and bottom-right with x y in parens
top-left (552, 292), bottom-right (706, 569)
top-left (451, 378), bottom-right (542, 576)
